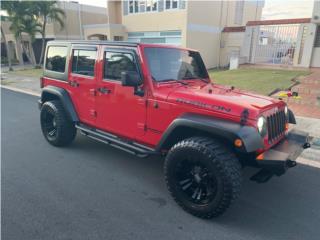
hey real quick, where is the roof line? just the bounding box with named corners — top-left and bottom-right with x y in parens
top-left (247, 18), bottom-right (311, 26)
top-left (47, 40), bottom-right (139, 47)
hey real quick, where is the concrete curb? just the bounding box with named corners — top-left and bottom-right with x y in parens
top-left (0, 85), bottom-right (40, 97)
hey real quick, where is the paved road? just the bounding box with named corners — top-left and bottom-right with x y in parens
top-left (2, 88), bottom-right (320, 240)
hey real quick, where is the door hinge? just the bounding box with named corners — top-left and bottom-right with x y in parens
top-left (90, 109), bottom-right (97, 117)
top-left (137, 123), bottom-right (147, 131)
top-left (89, 89), bottom-right (97, 96)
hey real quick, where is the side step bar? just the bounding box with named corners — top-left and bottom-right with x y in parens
top-left (75, 124), bottom-right (159, 158)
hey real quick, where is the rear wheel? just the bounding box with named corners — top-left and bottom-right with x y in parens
top-left (40, 100), bottom-right (76, 147)
top-left (164, 137), bottom-right (242, 218)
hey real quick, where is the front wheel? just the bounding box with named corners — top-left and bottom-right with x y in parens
top-left (40, 100), bottom-right (76, 147)
top-left (164, 137), bottom-right (242, 218)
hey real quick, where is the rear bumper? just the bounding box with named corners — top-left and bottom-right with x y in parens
top-left (256, 129), bottom-right (311, 175)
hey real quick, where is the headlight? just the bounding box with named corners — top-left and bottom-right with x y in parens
top-left (257, 116), bottom-right (267, 136)
top-left (284, 106), bottom-right (288, 116)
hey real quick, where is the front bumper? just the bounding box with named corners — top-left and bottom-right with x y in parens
top-left (38, 99), bottom-right (43, 109)
top-left (255, 129), bottom-right (311, 175)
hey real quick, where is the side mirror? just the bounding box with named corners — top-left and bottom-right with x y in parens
top-left (121, 71), bottom-right (142, 87)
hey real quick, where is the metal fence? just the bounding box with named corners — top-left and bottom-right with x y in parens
top-left (253, 24), bottom-right (300, 65)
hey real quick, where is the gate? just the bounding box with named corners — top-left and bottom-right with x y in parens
top-left (252, 24), bottom-right (300, 65)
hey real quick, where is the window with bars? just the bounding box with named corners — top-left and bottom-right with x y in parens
top-left (129, 0), bottom-right (157, 14)
top-left (165, 0), bottom-right (178, 9)
top-left (315, 26), bottom-right (320, 47)
top-left (125, 0), bottom-right (185, 15)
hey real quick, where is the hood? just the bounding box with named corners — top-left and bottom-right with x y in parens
top-left (166, 83), bottom-right (283, 119)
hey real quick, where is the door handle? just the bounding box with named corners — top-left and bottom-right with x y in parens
top-left (97, 87), bottom-right (111, 94)
top-left (69, 81), bottom-right (79, 87)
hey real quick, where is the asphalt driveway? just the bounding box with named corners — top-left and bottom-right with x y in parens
top-left (1, 88), bottom-right (320, 240)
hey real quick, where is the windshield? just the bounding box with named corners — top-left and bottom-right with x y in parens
top-left (144, 47), bottom-right (208, 82)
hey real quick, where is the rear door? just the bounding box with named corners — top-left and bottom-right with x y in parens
top-left (95, 47), bottom-right (147, 140)
top-left (69, 45), bottom-right (98, 126)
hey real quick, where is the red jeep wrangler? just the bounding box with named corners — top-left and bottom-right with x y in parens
top-left (39, 41), bottom-right (311, 218)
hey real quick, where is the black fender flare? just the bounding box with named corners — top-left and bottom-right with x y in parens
top-left (156, 113), bottom-right (263, 153)
top-left (288, 108), bottom-right (296, 124)
top-left (40, 86), bottom-right (79, 122)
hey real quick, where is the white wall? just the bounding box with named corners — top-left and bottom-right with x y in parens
top-left (311, 47), bottom-right (320, 67)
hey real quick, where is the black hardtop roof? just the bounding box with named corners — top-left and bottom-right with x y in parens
top-left (47, 40), bottom-right (139, 47)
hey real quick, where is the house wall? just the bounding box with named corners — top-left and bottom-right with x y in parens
top-left (80, 0), bottom-right (264, 68)
top-left (83, 24), bottom-right (126, 41)
top-left (312, 0), bottom-right (320, 23)
top-left (294, 23), bottom-right (317, 68)
top-left (185, 1), bottom-right (222, 68)
top-left (311, 47), bottom-right (320, 67)
top-left (108, 0), bottom-right (122, 24)
top-left (220, 32), bottom-right (245, 67)
top-left (122, 7), bottom-right (187, 46)
top-left (185, 1), bottom-right (262, 68)
top-left (43, 1), bottom-right (108, 40)
top-left (219, 0), bottom-right (263, 27)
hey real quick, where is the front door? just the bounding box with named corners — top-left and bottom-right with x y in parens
top-left (69, 45), bottom-right (98, 126)
top-left (96, 48), bottom-right (146, 140)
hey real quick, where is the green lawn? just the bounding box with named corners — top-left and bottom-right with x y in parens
top-left (209, 68), bottom-right (310, 95)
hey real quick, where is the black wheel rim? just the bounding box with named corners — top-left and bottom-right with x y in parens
top-left (42, 111), bottom-right (57, 139)
top-left (174, 159), bottom-right (218, 205)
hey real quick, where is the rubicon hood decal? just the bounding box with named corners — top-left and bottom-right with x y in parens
top-left (176, 98), bottom-right (231, 113)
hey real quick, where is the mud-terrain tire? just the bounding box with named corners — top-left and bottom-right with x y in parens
top-left (40, 100), bottom-right (76, 147)
top-left (164, 137), bottom-right (242, 218)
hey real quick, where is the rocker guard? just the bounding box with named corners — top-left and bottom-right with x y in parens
top-left (255, 129), bottom-right (311, 175)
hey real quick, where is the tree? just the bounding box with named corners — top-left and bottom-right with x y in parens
top-left (1, 23), bottom-right (13, 71)
top-left (2, 1), bottom-right (40, 66)
top-left (9, 14), bottom-right (41, 65)
top-left (32, 1), bottom-right (65, 66)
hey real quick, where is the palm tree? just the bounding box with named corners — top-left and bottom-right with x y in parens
top-left (32, 1), bottom-right (65, 66)
top-left (2, 1), bottom-right (40, 66)
top-left (1, 24), bottom-right (13, 71)
top-left (9, 14), bottom-right (41, 65)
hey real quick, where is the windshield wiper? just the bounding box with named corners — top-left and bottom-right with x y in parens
top-left (182, 76), bottom-right (209, 84)
top-left (160, 79), bottom-right (189, 85)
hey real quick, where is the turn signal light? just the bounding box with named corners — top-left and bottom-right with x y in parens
top-left (40, 77), bottom-right (44, 88)
top-left (256, 153), bottom-right (264, 160)
top-left (234, 139), bottom-right (243, 148)
top-left (285, 123), bottom-right (289, 131)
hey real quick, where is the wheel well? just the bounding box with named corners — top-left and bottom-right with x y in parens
top-left (160, 126), bottom-right (231, 151)
top-left (42, 92), bottom-right (60, 103)
top-left (160, 126), bottom-right (254, 167)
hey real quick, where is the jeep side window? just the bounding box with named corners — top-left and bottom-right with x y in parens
top-left (45, 46), bottom-right (67, 73)
top-left (71, 49), bottom-right (97, 77)
top-left (104, 51), bottom-right (138, 81)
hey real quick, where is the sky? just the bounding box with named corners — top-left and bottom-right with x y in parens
top-left (261, 0), bottom-right (314, 19)
top-left (70, 0), bottom-right (315, 20)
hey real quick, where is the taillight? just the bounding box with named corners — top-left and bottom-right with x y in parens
top-left (40, 77), bottom-right (44, 88)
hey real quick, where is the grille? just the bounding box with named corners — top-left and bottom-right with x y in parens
top-left (267, 110), bottom-right (286, 143)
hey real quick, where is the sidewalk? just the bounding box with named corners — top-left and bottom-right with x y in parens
top-left (1, 67), bottom-right (40, 94)
top-left (285, 68), bottom-right (320, 119)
